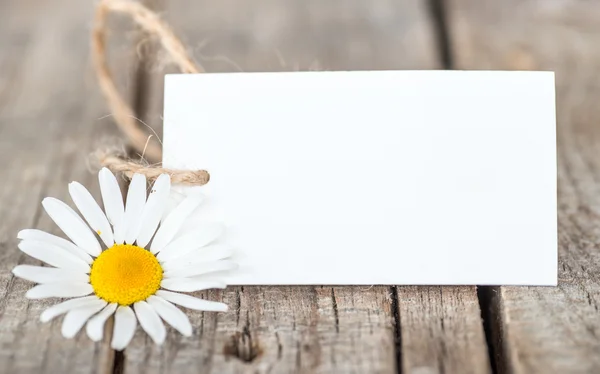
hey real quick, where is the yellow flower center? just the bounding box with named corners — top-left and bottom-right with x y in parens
top-left (90, 244), bottom-right (163, 306)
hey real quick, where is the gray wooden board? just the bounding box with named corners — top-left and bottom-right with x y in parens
top-left (448, 0), bottom-right (600, 373)
top-left (122, 1), bottom-right (491, 373)
top-left (12, 0), bottom-right (598, 373)
top-left (0, 0), bottom-right (130, 373)
top-left (398, 287), bottom-right (490, 374)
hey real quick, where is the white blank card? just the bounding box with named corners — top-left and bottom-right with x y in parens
top-left (163, 71), bottom-right (557, 286)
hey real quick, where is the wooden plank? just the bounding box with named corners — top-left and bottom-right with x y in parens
top-left (398, 287), bottom-right (491, 374)
top-left (122, 1), bottom-right (490, 373)
top-left (448, 1), bottom-right (600, 373)
top-left (0, 0), bottom-right (131, 373)
top-left (123, 286), bottom-right (396, 373)
top-left (135, 0), bottom-right (440, 143)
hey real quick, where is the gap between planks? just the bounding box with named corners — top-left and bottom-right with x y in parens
top-left (426, 1), bottom-right (500, 373)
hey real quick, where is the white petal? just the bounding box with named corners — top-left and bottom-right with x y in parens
top-left (18, 229), bottom-right (93, 264)
top-left (100, 168), bottom-right (126, 244)
top-left (69, 182), bottom-right (114, 247)
top-left (150, 195), bottom-right (204, 254)
top-left (134, 301), bottom-right (166, 345)
top-left (124, 173), bottom-right (147, 244)
top-left (161, 278), bottom-right (226, 292)
top-left (99, 168), bottom-right (124, 223)
top-left (111, 306), bottom-right (137, 351)
top-left (161, 244), bottom-right (233, 271)
top-left (42, 197), bottom-right (101, 256)
top-left (18, 241), bottom-right (90, 273)
top-left (86, 303), bottom-right (118, 341)
top-left (156, 224), bottom-right (224, 262)
top-left (40, 296), bottom-right (100, 322)
top-left (155, 290), bottom-right (228, 312)
top-left (147, 295), bottom-right (192, 336)
top-left (61, 299), bottom-right (107, 338)
top-left (26, 283), bottom-right (93, 299)
top-left (12, 265), bottom-right (89, 283)
top-left (136, 174), bottom-right (171, 248)
top-left (163, 260), bottom-right (238, 279)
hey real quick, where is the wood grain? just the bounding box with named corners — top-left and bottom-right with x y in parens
top-left (134, 0), bottom-right (440, 141)
top-left (121, 1), bottom-right (491, 373)
top-left (0, 0), bottom-right (130, 373)
top-left (7, 0), bottom-right (588, 372)
top-left (448, 1), bottom-right (600, 373)
top-left (398, 287), bottom-right (490, 374)
top-left (123, 287), bottom-right (397, 373)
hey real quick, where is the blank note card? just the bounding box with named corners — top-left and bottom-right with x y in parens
top-left (163, 70), bottom-right (557, 286)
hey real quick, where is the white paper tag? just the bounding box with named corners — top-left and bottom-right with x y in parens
top-left (163, 71), bottom-right (557, 286)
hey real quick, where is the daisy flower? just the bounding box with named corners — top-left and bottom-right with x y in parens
top-left (12, 168), bottom-right (236, 350)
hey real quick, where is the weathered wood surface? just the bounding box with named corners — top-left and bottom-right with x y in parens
top-left (398, 287), bottom-right (490, 374)
top-left (0, 0), bottom-right (124, 373)
top-left (1, 0), bottom-right (600, 373)
top-left (448, 0), bottom-right (600, 373)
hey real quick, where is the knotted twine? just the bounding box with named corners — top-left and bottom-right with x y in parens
top-left (92, 0), bottom-right (209, 185)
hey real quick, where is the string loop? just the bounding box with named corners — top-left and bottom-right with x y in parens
top-left (92, 0), bottom-right (209, 184)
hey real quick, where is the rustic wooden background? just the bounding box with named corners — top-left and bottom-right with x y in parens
top-left (1, 0), bottom-right (599, 373)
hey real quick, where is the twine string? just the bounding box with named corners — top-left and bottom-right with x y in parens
top-left (96, 150), bottom-right (210, 185)
top-left (92, 0), bottom-right (209, 185)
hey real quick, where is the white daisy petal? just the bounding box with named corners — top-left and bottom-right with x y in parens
top-left (160, 278), bottom-right (226, 293)
top-left (69, 181), bottom-right (114, 247)
top-left (163, 260), bottom-right (238, 279)
top-left (161, 244), bottom-right (233, 271)
top-left (124, 174), bottom-right (147, 245)
top-left (156, 224), bottom-right (225, 262)
top-left (99, 168), bottom-right (124, 223)
top-left (136, 174), bottom-right (171, 248)
top-left (86, 303), bottom-right (118, 342)
top-left (134, 301), bottom-right (166, 345)
top-left (111, 306), bottom-right (137, 351)
top-left (155, 290), bottom-right (228, 312)
top-left (61, 299), bottom-right (107, 338)
top-left (147, 295), bottom-right (192, 336)
top-left (18, 241), bottom-right (90, 273)
top-left (12, 265), bottom-right (89, 284)
top-left (42, 197), bottom-right (101, 256)
top-left (40, 296), bottom-right (99, 322)
top-left (26, 283), bottom-right (93, 299)
top-left (150, 195), bottom-right (204, 254)
top-left (17, 229), bottom-right (93, 264)
top-left (100, 168), bottom-right (126, 244)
